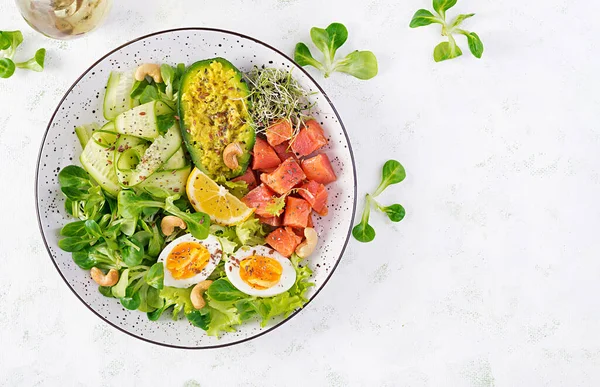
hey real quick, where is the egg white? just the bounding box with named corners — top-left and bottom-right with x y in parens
top-left (226, 245), bottom-right (297, 297)
top-left (158, 233), bottom-right (223, 288)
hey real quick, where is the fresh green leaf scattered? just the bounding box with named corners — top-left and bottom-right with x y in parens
top-left (352, 160), bottom-right (407, 243)
top-left (373, 160), bottom-right (407, 197)
top-left (352, 195), bottom-right (376, 243)
top-left (0, 33), bottom-right (10, 50)
top-left (375, 202), bottom-right (406, 223)
top-left (0, 31), bottom-right (23, 59)
top-left (409, 9), bottom-right (443, 27)
top-left (0, 58), bottom-right (15, 78)
top-left (0, 30), bottom-right (46, 78)
top-left (15, 48), bottom-right (45, 72)
top-left (409, 1), bottom-right (483, 62)
top-left (294, 22), bottom-right (378, 79)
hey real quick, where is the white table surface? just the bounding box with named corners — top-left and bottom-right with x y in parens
top-left (1, 0), bottom-right (599, 385)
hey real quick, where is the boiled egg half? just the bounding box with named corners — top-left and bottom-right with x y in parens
top-left (158, 233), bottom-right (222, 288)
top-left (226, 245), bottom-right (296, 297)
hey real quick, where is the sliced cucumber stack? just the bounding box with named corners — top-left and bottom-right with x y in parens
top-left (113, 122), bottom-right (183, 188)
top-left (78, 69), bottom-right (190, 197)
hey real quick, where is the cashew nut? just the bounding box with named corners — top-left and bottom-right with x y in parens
top-left (295, 227), bottom-right (318, 258)
top-left (90, 267), bottom-right (119, 287)
top-left (161, 215), bottom-right (187, 236)
top-left (223, 142), bottom-right (243, 170)
top-left (135, 63), bottom-right (162, 83)
top-left (190, 280), bottom-right (213, 309)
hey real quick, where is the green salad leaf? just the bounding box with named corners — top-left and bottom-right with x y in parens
top-left (206, 279), bottom-right (247, 302)
top-left (154, 286), bottom-right (195, 320)
top-left (235, 217), bottom-right (267, 246)
top-left (145, 262), bottom-right (164, 290)
top-left (164, 196), bottom-right (210, 240)
top-left (194, 256), bottom-right (314, 337)
top-left (222, 180), bottom-right (249, 199)
top-left (111, 269), bottom-right (129, 298)
top-left (120, 285), bottom-right (141, 310)
top-left (186, 308), bottom-right (211, 330)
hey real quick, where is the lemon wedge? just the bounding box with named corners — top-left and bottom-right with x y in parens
top-left (186, 167), bottom-right (254, 226)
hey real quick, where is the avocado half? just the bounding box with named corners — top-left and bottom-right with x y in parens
top-left (178, 58), bottom-right (255, 180)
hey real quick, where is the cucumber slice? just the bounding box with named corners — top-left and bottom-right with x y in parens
top-left (75, 123), bottom-right (100, 148)
top-left (114, 134), bottom-right (148, 186)
top-left (92, 130), bottom-right (118, 148)
top-left (117, 123), bottom-right (183, 187)
top-left (161, 147), bottom-right (187, 171)
top-left (103, 71), bottom-right (136, 121)
top-left (80, 133), bottom-right (120, 197)
top-left (137, 165), bottom-right (191, 196)
top-left (114, 101), bottom-right (173, 140)
top-left (101, 121), bottom-right (115, 131)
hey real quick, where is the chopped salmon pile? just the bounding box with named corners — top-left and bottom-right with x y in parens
top-left (232, 119), bottom-right (337, 257)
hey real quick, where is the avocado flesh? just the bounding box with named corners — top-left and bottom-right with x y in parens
top-left (178, 58), bottom-right (255, 180)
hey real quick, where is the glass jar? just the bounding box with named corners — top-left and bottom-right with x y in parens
top-left (14, 0), bottom-right (113, 40)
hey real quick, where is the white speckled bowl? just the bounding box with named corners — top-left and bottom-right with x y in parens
top-left (35, 28), bottom-right (356, 349)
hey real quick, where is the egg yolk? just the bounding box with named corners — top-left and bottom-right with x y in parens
top-left (166, 242), bottom-right (211, 279)
top-left (239, 255), bottom-right (283, 290)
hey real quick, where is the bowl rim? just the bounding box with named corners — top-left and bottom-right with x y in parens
top-left (35, 27), bottom-right (357, 349)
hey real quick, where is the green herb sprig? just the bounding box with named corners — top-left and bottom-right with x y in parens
top-left (353, 160), bottom-right (406, 243)
top-left (409, 0), bottom-right (483, 62)
top-left (294, 23), bottom-right (378, 80)
top-left (0, 30), bottom-right (46, 78)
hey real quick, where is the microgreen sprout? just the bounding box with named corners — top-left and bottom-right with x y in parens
top-left (245, 66), bottom-right (316, 133)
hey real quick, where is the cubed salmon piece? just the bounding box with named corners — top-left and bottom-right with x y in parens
top-left (298, 180), bottom-right (328, 216)
top-left (257, 215), bottom-right (283, 227)
top-left (273, 141), bottom-right (297, 162)
top-left (266, 227), bottom-right (302, 257)
top-left (242, 184), bottom-right (280, 217)
top-left (260, 158), bottom-right (306, 195)
top-left (252, 137), bottom-right (281, 170)
top-left (290, 120), bottom-right (328, 157)
top-left (283, 196), bottom-right (311, 228)
top-left (266, 120), bottom-right (293, 147)
top-left (231, 168), bottom-right (257, 190)
top-left (301, 153), bottom-right (337, 185)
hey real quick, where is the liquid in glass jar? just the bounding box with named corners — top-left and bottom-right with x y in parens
top-left (15, 0), bottom-right (113, 40)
